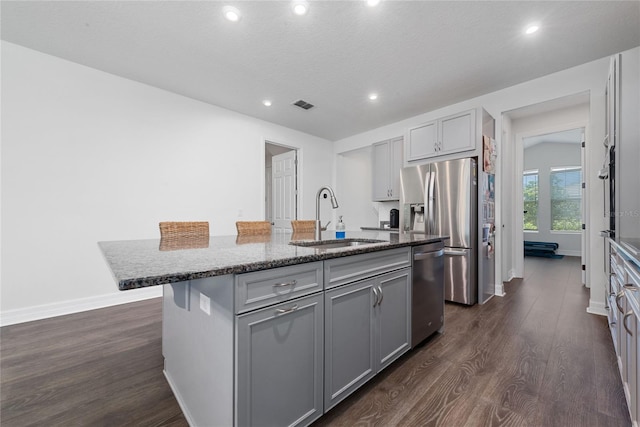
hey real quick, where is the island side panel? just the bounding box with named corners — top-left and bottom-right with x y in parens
top-left (163, 275), bottom-right (234, 426)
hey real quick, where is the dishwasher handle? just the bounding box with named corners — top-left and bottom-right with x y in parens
top-left (444, 248), bottom-right (468, 256)
top-left (413, 249), bottom-right (444, 260)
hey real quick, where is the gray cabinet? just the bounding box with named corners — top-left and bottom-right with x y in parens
top-left (237, 292), bottom-right (324, 427)
top-left (377, 268), bottom-right (412, 370)
top-left (235, 261), bottom-right (323, 314)
top-left (622, 265), bottom-right (639, 425)
top-left (324, 267), bottom-right (411, 410)
top-left (407, 120), bottom-right (437, 161)
top-left (324, 278), bottom-right (376, 411)
top-left (608, 240), bottom-right (640, 427)
top-left (407, 109), bottom-right (476, 162)
top-left (162, 245), bottom-right (422, 427)
top-left (372, 137), bottom-right (403, 201)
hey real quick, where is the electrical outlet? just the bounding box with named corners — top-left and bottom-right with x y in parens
top-left (199, 292), bottom-right (211, 315)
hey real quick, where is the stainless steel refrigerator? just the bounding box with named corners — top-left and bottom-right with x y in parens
top-left (400, 157), bottom-right (481, 305)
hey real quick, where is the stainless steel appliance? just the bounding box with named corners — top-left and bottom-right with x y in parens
top-left (389, 209), bottom-right (399, 228)
top-left (411, 241), bottom-right (444, 347)
top-left (400, 157), bottom-right (484, 305)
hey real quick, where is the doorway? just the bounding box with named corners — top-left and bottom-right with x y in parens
top-left (522, 128), bottom-right (584, 270)
top-left (265, 142), bottom-right (298, 232)
top-left (502, 92), bottom-right (589, 286)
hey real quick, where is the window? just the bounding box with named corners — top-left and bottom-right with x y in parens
top-left (550, 167), bottom-right (582, 231)
top-left (523, 170), bottom-right (539, 231)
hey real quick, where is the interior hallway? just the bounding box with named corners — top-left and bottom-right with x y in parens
top-left (0, 257), bottom-right (629, 426)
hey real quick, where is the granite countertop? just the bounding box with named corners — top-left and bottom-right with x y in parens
top-left (360, 226), bottom-right (400, 231)
top-left (612, 237), bottom-right (640, 270)
top-left (99, 230), bottom-right (445, 291)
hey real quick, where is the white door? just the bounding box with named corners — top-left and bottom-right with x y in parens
top-left (272, 150), bottom-right (297, 232)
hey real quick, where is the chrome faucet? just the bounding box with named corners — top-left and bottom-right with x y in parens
top-left (316, 186), bottom-right (339, 240)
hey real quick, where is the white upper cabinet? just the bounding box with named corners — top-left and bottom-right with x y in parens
top-left (407, 120), bottom-right (437, 160)
top-left (372, 137), bottom-right (403, 201)
top-left (407, 109), bottom-right (476, 162)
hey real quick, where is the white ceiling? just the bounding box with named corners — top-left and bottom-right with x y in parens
top-left (2, 1), bottom-right (639, 141)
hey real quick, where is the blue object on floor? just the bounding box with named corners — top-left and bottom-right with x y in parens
top-left (524, 241), bottom-right (563, 258)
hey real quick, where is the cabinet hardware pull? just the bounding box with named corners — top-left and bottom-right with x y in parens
top-left (372, 286), bottom-right (380, 306)
top-left (623, 311), bottom-right (634, 336)
top-left (273, 280), bottom-right (297, 288)
top-left (623, 284), bottom-right (639, 291)
top-left (615, 290), bottom-right (625, 313)
top-left (275, 304), bottom-right (298, 314)
top-left (377, 286), bottom-right (383, 306)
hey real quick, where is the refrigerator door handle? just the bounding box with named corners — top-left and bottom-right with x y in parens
top-left (427, 170), bottom-right (435, 234)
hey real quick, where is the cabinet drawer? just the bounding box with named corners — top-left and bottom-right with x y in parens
top-left (324, 247), bottom-right (411, 290)
top-left (235, 262), bottom-right (323, 314)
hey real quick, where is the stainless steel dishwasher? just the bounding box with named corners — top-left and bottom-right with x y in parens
top-left (411, 241), bottom-right (445, 347)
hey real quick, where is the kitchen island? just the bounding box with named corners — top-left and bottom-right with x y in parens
top-left (99, 231), bottom-right (445, 427)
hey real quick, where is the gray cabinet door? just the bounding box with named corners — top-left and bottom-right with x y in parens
top-left (389, 137), bottom-right (403, 199)
top-left (439, 109), bottom-right (475, 155)
top-left (408, 120), bottom-right (438, 161)
top-left (372, 137), bottom-right (403, 201)
top-left (376, 268), bottom-right (411, 371)
top-left (324, 279), bottom-right (376, 411)
top-left (236, 293), bottom-right (324, 427)
top-left (372, 140), bottom-right (391, 201)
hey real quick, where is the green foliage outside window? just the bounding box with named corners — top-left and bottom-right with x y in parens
top-left (523, 172), bottom-right (538, 231)
top-left (551, 167), bottom-right (582, 231)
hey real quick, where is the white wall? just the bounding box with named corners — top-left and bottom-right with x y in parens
top-left (523, 142), bottom-right (582, 256)
top-left (500, 114), bottom-right (514, 284)
top-left (335, 147), bottom-right (378, 229)
top-left (334, 49), bottom-right (640, 315)
top-left (335, 146), bottom-right (400, 230)
top-left (1, 42), bottom-right (333, 324)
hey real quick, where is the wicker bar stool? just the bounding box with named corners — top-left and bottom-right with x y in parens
top-left (291, 220), bottom-right (316, 233)
top-left (235, 221), bottom-right (272, 236)
top-left (158, 221), bottom-right (210, 250)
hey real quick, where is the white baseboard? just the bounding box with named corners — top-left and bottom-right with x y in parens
top-left (586, 300), bottom-right (607, 317)
top-left (557, 250), bottom-right (581, 257)
top-left (495, 282), bottom-right (506, 297)
top-left (0, 287), bottom-right (162, 326)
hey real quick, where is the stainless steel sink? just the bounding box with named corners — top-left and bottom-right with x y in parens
top-left (289, 238), bottom-right (387, 250)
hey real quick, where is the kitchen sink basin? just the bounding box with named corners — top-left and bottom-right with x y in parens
top-left (289, 238), bottom-right (387, 250)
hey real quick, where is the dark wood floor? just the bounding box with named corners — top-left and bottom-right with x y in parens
top-left (1, 257), bottom-right (630, 426)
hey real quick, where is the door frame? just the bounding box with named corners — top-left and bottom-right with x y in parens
top-left (264, 139), bottom-right (301, 225)
top-left (513, 121), bottom-right (588, 279)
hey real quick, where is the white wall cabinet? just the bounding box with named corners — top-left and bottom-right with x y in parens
top-left (372, 137), bottom-right (403, 201)
top-left (407, 109), bottom-right (476, 162)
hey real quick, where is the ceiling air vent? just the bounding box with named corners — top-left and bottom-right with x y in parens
top-left (293, 99), bottom-right (314, 110)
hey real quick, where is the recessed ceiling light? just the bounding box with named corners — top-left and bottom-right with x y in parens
top-left (223, 6), bottom-right (241, 22)
top-left (524, 23), bottom-right (540, 35)
top-left (368, 93), bottom-right (378, 101)
top-left (292, 1), bottom-right (309, 16)
top-left (366, 0), bottom-right (382, 7)
top-left (262, 100), bottom-right (272, 107)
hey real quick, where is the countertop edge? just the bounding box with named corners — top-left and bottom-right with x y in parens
top-left (112, 237), bottom-right (444, 290)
